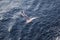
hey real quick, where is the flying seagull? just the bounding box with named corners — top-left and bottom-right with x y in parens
top-left (20, 10), bottom-right (38, 24)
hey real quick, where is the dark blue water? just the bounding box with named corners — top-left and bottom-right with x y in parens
top-left (0, 0), bottom-right (60, 40)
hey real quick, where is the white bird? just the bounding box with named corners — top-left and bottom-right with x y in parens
top-left (20, 10), bottom-right (38, 24)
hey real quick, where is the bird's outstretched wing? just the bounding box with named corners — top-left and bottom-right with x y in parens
top-left (25, 17), bottom-right (38, 24)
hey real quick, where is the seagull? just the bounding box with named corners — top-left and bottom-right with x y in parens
top-left (20, 10), bottom-right (38, 24)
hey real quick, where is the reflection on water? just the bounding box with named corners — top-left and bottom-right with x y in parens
top-left (56, 36), bottom-right (60, 40)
